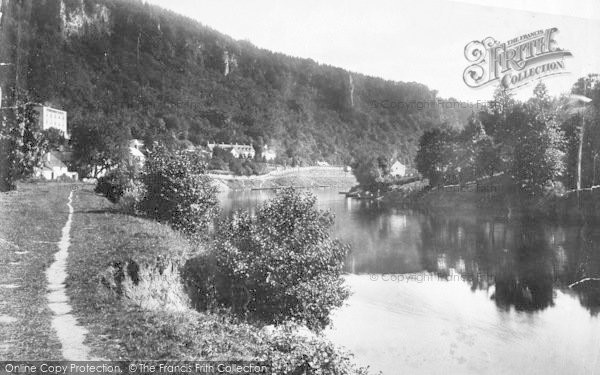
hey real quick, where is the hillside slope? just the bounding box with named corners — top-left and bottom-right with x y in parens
top-left (0, 0), bottom-right (470, 165)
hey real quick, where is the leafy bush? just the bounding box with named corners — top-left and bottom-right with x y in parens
top-left (261, 323), bottom-right (370, 375)
top-left (227, 158), bottom-right (266, 176)
top-left (207, 156), bottom-right (228, 171)
top-left (118, 179), bottom-right (146, 214)
top-left (139, 146), bottom-right (219, 234)
top-left (212, 188), bottom-right (350, 330)
top-left (95, 169), bottom-right (129, 203)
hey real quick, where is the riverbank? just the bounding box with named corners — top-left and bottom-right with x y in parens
top-left (209, 166), bottom-right (356, 190)
top-left (382, 179), bottom-right (600, 221)
top-left (0, 183), bottom-right (368, 373)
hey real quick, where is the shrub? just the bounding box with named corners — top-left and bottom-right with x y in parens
top-left (208, 156), bottom-right (228, 171)
top-left (118, 178), bottom-right (145, 214)
top-left (212, 188), bottom-right (350, 330)
top-left (95, 169), bottom-right (129, 203)
top-left (262, 323), bottom-right (370, 375)
top-left (139, 146), bottom-right (219, 234)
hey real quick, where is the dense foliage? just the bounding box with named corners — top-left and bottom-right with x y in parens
top-left (413, 81), bottom-right (599, 196)
top-left (0, 96), bottom-right (58, 190)
top-left (212, 188), bottom-right (350, 330)
top-left (0, 0), bottom-right (471, 176)
top-left (139, 146), bottom-right (218, 234)
top-left (94, 168), bottom-right (128, 203)
top-left (351, 154), bottom-right (390, 191)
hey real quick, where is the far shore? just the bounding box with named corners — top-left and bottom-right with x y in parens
top-left (208, 166), bottom-right (357, 190)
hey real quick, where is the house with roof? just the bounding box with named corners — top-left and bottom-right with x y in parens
top-left (390, 160), bottom-right (406, 177)
top-left (261, 145), bottom-right (277, 161)
top-left (35, 151), bottom-right (78, 180)
top-left (207, 142), bottom-right (256, 159)
top-left (128, 139), bottom-right (146, 167)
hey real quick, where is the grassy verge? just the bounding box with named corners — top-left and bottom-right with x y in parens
top-left (0, 183), bottom-right (72, 359)
top-left (0, 182), bottom-right (368, 372)
top-left (66, 185), bottom-right (266, 360)
top-left (215, 171), bottom-right (356, 190)
top-left (65, 184), bottom-right (369, 374)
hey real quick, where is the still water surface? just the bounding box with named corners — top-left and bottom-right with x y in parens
top-left (219, 188), bottom-right (600, 375)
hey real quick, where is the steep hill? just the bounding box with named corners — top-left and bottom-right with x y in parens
top-left (0, 0), bottom-right (471, 165)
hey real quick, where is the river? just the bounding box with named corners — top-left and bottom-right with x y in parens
top-left (219, 188), bottom-right (600, 375)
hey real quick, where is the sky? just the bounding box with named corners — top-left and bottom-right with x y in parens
top-left (145, 0), bottom-right (600, 102)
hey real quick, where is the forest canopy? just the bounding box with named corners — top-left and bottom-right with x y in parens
top-left (0, 0), bottom-right (471, 169)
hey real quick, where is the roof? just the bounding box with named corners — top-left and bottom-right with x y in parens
top-left (129, 147), bottom-right (145, 159)
top-left (208, 142), bottom-right (254, 152)
top-left (43, 151), bottom-right (67, 169)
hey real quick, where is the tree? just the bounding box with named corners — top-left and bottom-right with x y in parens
top-left (415, 128), bottom-right (455, 186)
top-left (0, 99), bottom-right (47, 190)
top-left (70, 113), bottom-right (130, 177)
top-left (213, 188), bottom-right (350, 330)
top-left (351, 155), bottom-right (388, 191)
top-left (510, 101), bottom-right (565, 195)
top-left (40, 128), bottom-right (66, 151)
top-left (475, 135), bottom-right (501, 178)
top-left (559, 75), bottom-right (600, 188)
top-left (139, 146), bottom-right (219, 234)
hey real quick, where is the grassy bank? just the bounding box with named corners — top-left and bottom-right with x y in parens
top-left (383, 178), bottom-right (600, 222)
top-left (0, 183), bottom-right (367, 372)
top-left (0, 183), bottom-right (71, 359)
top-left (212, 167), bottom-right (356, 190)
top-left (66, 186), bottom-right (266, 360)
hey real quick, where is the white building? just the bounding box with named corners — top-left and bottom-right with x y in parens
top-left (261, 145), bottom-right (277, 161)
top-left (35, 151), bottom-right (78, 180)
top-left (128, 139), bottom-right (146, 167)
top-left (207, 142), bottom-right (256, 159)
top-left (33, 105), bottom-right (69, 139)
top-left (390, 161), bottom-right (406, 177)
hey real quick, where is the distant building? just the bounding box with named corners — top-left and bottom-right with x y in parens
top-left (33, 105), bottom-right (68, 139)
top-left (207, 142), bottom-right (255, 159)
top-left (128, 139), bottom-right (145, 167)
top-left (129, 139), bottom-right (144, 151)
top-left (261, 145), bottom-right (277, 161)
top-left (390, 161), bottom-right (406, 177)
top-left (35, 151), bottom-right (78, 180)
top-left (316, 161), bottom-right (330, 167)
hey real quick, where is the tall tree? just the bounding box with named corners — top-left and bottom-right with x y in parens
top-left (70, 112), bottom-right (130, 178)
top-left (0, 95), bottom-right (48, 189)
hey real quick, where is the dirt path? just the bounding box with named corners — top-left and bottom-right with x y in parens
top-left (0, 185), bottom-right (69, 359)
top-left (45, 190), bottom-right (95, 360)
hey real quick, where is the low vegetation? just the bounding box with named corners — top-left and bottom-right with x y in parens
top-left (138, 146), bottom-right (219, 235)
top-left (210, 188), bottom-right (350, 330)
top-left (0, 184), bottom-right (71, 358)
top-left (76, 147), bottom-right (365, 372)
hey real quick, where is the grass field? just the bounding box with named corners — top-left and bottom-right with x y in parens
top-left (65, 185), bottom-right (266, 360)
top-left (0, 182), bottom-right (368, 374)
top-left (0, 183), bottom-right (71, 359)
top-left (0, 183), bottom-right (265, 360)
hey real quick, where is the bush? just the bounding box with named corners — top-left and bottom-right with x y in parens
top-left (139, 146), bottom-right (219, 234)
top-left (95, 169), bottom-right (129, 203)
top-left (118, 178), bottom-right (145, 214)
top-left (208, 156), bottom-right (228, 171)
top-left (228, 158), bottom-right (245, 175)
top-left (212, 188), bottom-right (350, 330)
top-left (262, 323), bottom-right (370, 374)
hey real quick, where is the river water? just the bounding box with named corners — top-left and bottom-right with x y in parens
top-left (219, 188), bottom-right (600, 375)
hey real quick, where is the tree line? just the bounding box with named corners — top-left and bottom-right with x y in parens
top-left (0, 0), bottom-right (470, 183)
top-left (415, 77), bottom-right (600, 196)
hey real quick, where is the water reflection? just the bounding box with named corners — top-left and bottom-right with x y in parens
top-left (219, 189), bottom-right (600, 315)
